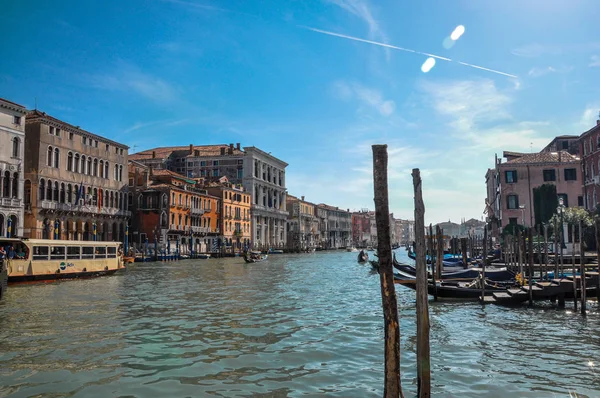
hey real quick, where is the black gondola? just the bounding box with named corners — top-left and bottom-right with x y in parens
top-left (357, 250), bottom-right (369, 263)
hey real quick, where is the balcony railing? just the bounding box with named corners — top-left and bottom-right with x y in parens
top-left (191, 207), bottom-right (205, 215)
top-left (40, 200), bottom-right (131, 217)
top-left (1, 197), bottom-right (22, 208)
top-left (169, 224), bottom-right (190, 232)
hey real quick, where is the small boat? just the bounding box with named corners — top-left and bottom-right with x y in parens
top-left (268, 248), bottom-right (284, 254)
top-left (357, 250), bottom-right (369, 263)
top-left (123, 256), bottom-right (135, 264)
top-left (244, 251), bottom-right (268, 263)
top-left (197, 253), bottom-right (211, 259)
top-left (346, 246), bottom-right (358, 252)
top-left (392, 256), bottom-right (514, 282)
top-left (366, 246), bottom-right (374, 252)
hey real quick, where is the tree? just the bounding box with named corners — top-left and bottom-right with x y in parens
top-left (533, 184), bottom-right (558, 229)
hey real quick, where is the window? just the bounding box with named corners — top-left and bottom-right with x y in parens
top-left (505, 170), bottom-right (517, 183)
top-left (83, 137), bottom-right (87, 145)
top-left (56, 128), bottom-right (61, 137)
top-left (213, 169), bottom-right (219, 177)
top-left (558, 194), bottom-right (569, 207)
top-left (67, 246), bottom-right (80, 260)
top-left (50, 246), bottom-right (66, 260)
top-left (564, 168), bottom-right (577, 181)
top-left (95, 140), bottom-right (98, 148)
top-left (69, 132), bottom-right (74, 140)
top-left (562, 141), bottom-right (569, 150)
top-left (49, 126), bottom-right (55, 135)
top-left (104, 162), bottom-right (109, 179)
top-left (74, 154), bottom-right (80, 173)
top-left (237, 168), bottom-right (243, 179)
top-left (106, 144), bottom-right (109, 151)
top-left (82, 246), bottom-right (94, 259)
top-left (95, 247), bottom-right (106, 258)
top-left (578, 196), bottom-right (584, 206)
top-left (13, 115), bottom-right (21, 125)
top-left (200, 161), bottom-right (206, 167)
top-left (120, 149), bottom-right (124, 156)
top-left (543, 169), bottom-right (556, 182)
top-left (32, 246), bottom-right (49, 261)
top-left (67, 152), bottom-right (73, 171)
top-left (213, 160), bottom-right (219, 166)
top-left (12, 138), bottom-right (20, 158)
top-left (507, 194), bottom-right (519, 209)
top-left (107, 247), bottom-right (117, 258)
top-left (47, 146), bottom-right (53, 167)
top-left (54, 148), bottom-right (60, 168)
top-left (129, 178), bottom-right (134, 187)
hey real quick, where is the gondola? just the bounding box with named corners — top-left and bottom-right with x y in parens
top-left (357, 250), bottom-right (369, 263)
top-left (392, 256), bottom-right (514, 282)
top-left (398, 277), bottom-right (509, 300)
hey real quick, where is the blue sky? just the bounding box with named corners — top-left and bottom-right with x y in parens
top-left (2, 0), bottom-right (600, 224)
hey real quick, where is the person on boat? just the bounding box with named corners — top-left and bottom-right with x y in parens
top-left (7, 246), bottom-right (16, 260)
top-left (0, 246), bottom-right (5, 260)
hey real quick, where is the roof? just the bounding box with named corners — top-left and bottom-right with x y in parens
top-left (26, 109), bottom-right (129, 149)
top-left (503, 150), bottom-right (579, 164)
top-left (151, 169), bottom-right (196, 184)
top-left (0, 97), bottom-right (26, 111)
top-left (131, 144), bottom-right (244, 161)
top-left (580, 122), bottom-right (600, 139)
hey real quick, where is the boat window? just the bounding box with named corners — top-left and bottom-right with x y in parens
top-left (50, 246), bottom-right (66, 260)
top-left (107, 247), bottom-right (117, 258)
top-left (33, 246), bottom-right (49, 261)
top-left (67, 246), bottom-right (81, 260)
top-left (82, 246), bottom-right (94, 259)
top-left (95, 247), bottom-right (106, 258)
top-left (13, 243), bottom-right (29, 259)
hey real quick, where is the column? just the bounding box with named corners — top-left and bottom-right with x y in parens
top-left (8, 175), bottom-right (13, 198)
top-left (0, 174), bottom-right (3, 197)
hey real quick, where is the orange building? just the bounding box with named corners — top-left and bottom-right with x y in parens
top-left (128, 162), bottom-right (220, 254)
top-left (206, 176), bottom-right (252, 253)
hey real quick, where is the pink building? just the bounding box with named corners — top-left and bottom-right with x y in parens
top-left (579, 117), bottom-right (600, 211)
top-left (486, 146), bottom-right (582, 234)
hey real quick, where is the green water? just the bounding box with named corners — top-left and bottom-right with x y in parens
top-left (0, 251), bottom-right (599, 397)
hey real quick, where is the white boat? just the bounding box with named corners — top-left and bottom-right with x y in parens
top-left (346, 246), bottom-right (358, 252)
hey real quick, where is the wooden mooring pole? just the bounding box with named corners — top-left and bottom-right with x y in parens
top-left (436, 226), bottom-right (443, 281)
top-left (554, 222), bottom-right (559, 278)
top-left (528, 228), bottom-right (533, 306)
top-left (412, 168), bottom-right (430, 398)
top-left (579, 220), bottom-right (586, 315)
top-left (571, 225), bottom-right (577, 311)
top-left (372, 145), bottom-right (403, 398)
top-left (543, 224), bottom-right (549, 280)
top-left (481, 226), bottom-right (488, 303)
top-left (461, 238), bottom-right (468, 269)
top-left (596, 219), bottom-right (600, 303)
top-left (429, 224), bottom-right (437, 301)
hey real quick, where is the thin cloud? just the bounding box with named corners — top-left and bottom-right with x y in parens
top-left (162, 0), bottom-right (230, 12)
top-left (590, 55), bottom-right (600, 68)
top-left (332, 81), bottom-right (395, 116)
top-left (124, 119), bottom-right (189, 134)
top-left (303, 26), bottom-right (517, 78)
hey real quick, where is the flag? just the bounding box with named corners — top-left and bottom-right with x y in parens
top-left (75, 184), bottom-right (84, 205)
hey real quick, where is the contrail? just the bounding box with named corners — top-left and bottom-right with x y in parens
top-left (302, 26), bottom-right (517, 78)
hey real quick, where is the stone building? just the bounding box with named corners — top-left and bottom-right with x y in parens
top-left (316, 204), bottom-right (352, 249)
top-left (0, 98), bottom-right (27, 237)
top-left (286, 195), bottom-right (317, 250)
top-left (579, 115), bottom-right (600, 211)
top-left (206, 176), bottom-right (252, 254)
top-left (23, 110), bottom-right (130, 241)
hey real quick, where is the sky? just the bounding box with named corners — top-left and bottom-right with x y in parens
top-left (2, 0), bottom-right (600, 225)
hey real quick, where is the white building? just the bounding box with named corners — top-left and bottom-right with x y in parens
top-left (0, 98), bottom-right (27, 237)
top-left (243, 147), bottom-right (288, 249)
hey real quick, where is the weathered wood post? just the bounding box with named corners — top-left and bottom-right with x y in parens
top-left (528, 227), bottom-right (533, 306)
top-left (554, 221), bottom-right (559, 278)
top-left (461, 238), bottom-right (468, 269)
top-left (579, 220), bottom-right (586, 315)
top-left (429, 224), bottom-right (437, 301)
top-left (571, 225), bottom-right (577, 311)
top-left (372, 145), bottom-right (404, 398)
top-left (517, 230), bottom-right (523, 276)
top-left (436, 226), bottom-right (443, 281)
top-left (481, 226), bottom-right (488, 303)
top-left (412, 168), bottom-right (430, 398)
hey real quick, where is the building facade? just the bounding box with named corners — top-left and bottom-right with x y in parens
top-left (486, 146), bottom-right (582, 233)
top-left (316, 204), bottom-right (352, 248)
top-left (0, 98), bottom-right (27, 237)
top-left (243, 147), bottom-right (288, 249)
top-left (579, 117), bottom-right (600, 211)
top-left (286, 195), bottom-right (317, 250)
top-left (206, 177), bottom-right (251, 254)
top-left (23, 110), bottom-right (130, 241)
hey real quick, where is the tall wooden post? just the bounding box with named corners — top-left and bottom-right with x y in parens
top-left (571, 225), bottom-right (577, 311)
top-left (528, 227), bottom-right (533, 306)
top-left (554, 221), bottom-right (559, 278)
top-left (481, 226), bottom-right (488, 303)
top-left (436, 226), bottom-right (443, 280)
top-left (579, 220), bottom-right (586, 315)
top-left (412, 168), bottom-right (430, 398)
top-left (461, 238), bottom-right (468, 269)
top-left (372, 145), bottom-right (404, 398)
top-left (429, 224), bottom-right (437, 301)
top-left (517, 230), bottom-right (523, 276)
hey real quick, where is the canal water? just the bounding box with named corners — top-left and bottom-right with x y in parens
top-left (1, 250), bottom-right (599, 397)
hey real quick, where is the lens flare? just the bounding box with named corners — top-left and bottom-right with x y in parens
top-left (450, 25), bottom-right (465, 41)
top-left (421, 57), bottom-right (436, 73)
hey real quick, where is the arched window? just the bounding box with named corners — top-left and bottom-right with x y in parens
top-left (171, 213), bottom-right (175, 224)
top-left (74, 154), bottom-right (80, 173)
top-left (46, 179), bottom-right (53, 201)
top-left (67, 184), bottom-right (72, 203)
top-left (54, 148), bottom-right (60, 168)
top-left (99, 160), bottom-right (104, 178)
top-left (87, 157), bottom-right (91, 175)
top-left (93, 159), bottom-right (98, 176)
top-left (110, 191), bottom-right (114, 208)
top-left (93, 188), bottom-right (98, 204)
top-left (81, 155), bottom-right (86, 174)
top-left (67, 152), bottom-right (73, 171)
top-left (39, 178), bottom-right (45, 200)
top-left (114, 164), bottom-right (118, 180)
top-left (11, 172), bottom-right (18, 198)
top-left (53, 181), bottom-right (59, 201)
top-left (179, 194), bottom-right (182, 205)
top-left (104, 162), bottom-right (109, 179)
top-left (47, 146), bottom-right (53, 167)
top-left (105, 190), bottom-right (109, 208)
top-left (60, 183), bottom-right (66, 203)
top-left (178, 214), bottom-right (182, 226)
top-left (12, 138), bottom-right (20, 158)
top-left (119, 165), bottom-right (123, 181)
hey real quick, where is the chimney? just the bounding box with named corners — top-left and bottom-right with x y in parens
top-left (189, 144), bottom-right (193, 154)
top-left (301, 195), bottom-right (305, 201)
top-left (152, 151), bottom-right (156, 159)
top-left (236, 143), bottom-right (240, 150)
top-left (194, 150), bottom-right (199, 156)
top-left (228, 143), bottom-right (234, 154)
top-left (220, 147), bottom-right (226, 156)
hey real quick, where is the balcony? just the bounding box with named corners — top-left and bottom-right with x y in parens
top-left (169, 224), bottom-right (190, 232)
top-left (39, 200), bottom-right (131, 218)
top-left (191, 207), bottom-right (205, 215)
top-left (191, 226), bottom-right (210, 234)
top-left (233, 215), bottom-right (242, 220)
top-left (1, 197), bottom-right (22, 208)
